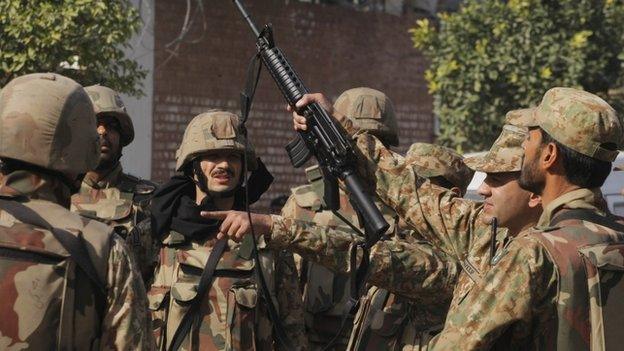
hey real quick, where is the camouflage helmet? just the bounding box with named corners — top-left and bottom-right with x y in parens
top-left (175, 110), bottom-right (257, 171)
top-left (333, 87), bottom-right (399, 146)
top-left (0, 73), bottom-right (99, 178)
top-left (85, 85), bottom-right (135, 146)
top-left (405, 142), bottom-right (474, 193)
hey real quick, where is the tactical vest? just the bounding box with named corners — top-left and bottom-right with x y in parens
top-left (0, 199), bottom-right (112, 350)
top-left (533, 209), bottom-right (624, 351)
top-left (290, 165), bottom-right (425, 350)
top-left (148, 231), bottom-right (280, 351)
top-left (71, 172), bottom-right (155, 238)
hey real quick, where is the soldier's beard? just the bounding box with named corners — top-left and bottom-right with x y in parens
top-left (95, 150), bottom-right (122, 172)
top-left (518, 155), bottom-right (545, 196)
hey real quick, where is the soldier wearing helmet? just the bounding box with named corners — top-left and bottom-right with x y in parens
top-left (0, 73), bottom-right (154, 349)
top-left (70, 84), bottom-right (156, 242)
top-left (274, 87), bottom-right (401, 350)
top-left (202, 88), bottom-right (468, 351)
top-left (140, 110), bottom-right (307, 350)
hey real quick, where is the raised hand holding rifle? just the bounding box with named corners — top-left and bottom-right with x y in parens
top-left (231, 0), bottom-right (389, 247)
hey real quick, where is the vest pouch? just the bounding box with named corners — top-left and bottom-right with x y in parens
top-left (579, 243), bottom-right (624, 351)
top-left (351, 287), bottom-right (409, 351)
top-left (147, 285), bottom-right (171, 346)
top-left (368, 291), bottom-right (409, 338)
top-left (226, 281), bottom-right (258, 351)
top-left (165, 242), bottom-right (257, 350)
top-left (305, 263), bottom-right (338, 314)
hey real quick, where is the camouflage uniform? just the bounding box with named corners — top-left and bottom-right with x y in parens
top-left (285, 87), bottom-right (401, 350)
top-left (146, 111), bottom-right (306, 350)
top-left (354, 88), bottom-right (624, 349)
top-left (71, 85), bottom-right (157, 280)
top-left (279, 143), bottom-right (471, 350)
top-left (0, 73), bottom-right (154, 350)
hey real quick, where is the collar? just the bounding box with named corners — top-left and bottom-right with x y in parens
top-left (537, 188), bottom-right (604, 228)
top-left (0, 170), bottom-right (72, 207)
top-left (83, 163), bottom-right (123, 189)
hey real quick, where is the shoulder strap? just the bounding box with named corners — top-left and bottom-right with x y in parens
top-left (168, 238), bottom-right (227, 351)
top-left (551, 208), bottom-right (624, 233)
top-left (0, 199), bottom-right (107, 295)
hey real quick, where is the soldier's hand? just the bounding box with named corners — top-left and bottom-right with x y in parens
top-left (288, 93), bottom-right (334, 131)
top-left (200, 210), bottom-right (273, 242)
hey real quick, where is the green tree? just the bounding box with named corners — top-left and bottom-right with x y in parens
top-left (410, 0), bottom-right (624, 151)
top-left (1, 0), bottom-right (146, 96)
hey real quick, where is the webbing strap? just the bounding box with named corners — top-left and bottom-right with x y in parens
top-left (168, 238), bottom-right (227, 351)
top-left (0, 199), bottom-right (106, 295)
top-left (551, 209), bottom-right (624, 233)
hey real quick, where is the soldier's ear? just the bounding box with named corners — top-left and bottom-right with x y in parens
top-left (541, 142), bottom-right (559, 171)
top-left (528, 193), bottom-right (541, 208)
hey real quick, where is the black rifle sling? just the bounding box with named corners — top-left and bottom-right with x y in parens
top-left (0, 199), bottom-right (107, 299)
top-left (168, 237), bottom-right (227, 351)
top-left (551, 208), bottom-right (624, 232)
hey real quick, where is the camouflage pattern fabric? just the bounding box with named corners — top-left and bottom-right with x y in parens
top-left (269, 204), bottom-right (460, 351)
top-left (281, 166), bottom-right (361, 350)
top-left (333, 87), bottom-right (399, 146)
top-left (430, 189), bottom-right (624, 350)
top-left (71, 163), bottom-right (156, 238)
top-left (175, 110), bottom-right (257, 172)
top-left (282, 164), bottom-right (421, 350)
top-left (85, 84), bottom-right (135, 146)
top-left (507, 87), bottom-right (623, 162)
top-left (463, 124), bottom-right (527, 173)
top-left (352, 131), bottom-right (624, 349)
top-left (0, 171), bottom-right (154, 350)
top-left (71, 163), bottom-right (157, 284)
top-left (147, 226), bottom-right (307, 351)
top-left (404, 143), bottom-right (474, 193)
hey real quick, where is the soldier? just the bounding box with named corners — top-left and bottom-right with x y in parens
top-left (0, 73), bottom-right (154, 349)
top-left (71, 85), bottom-right (156, 238)
top-left (144, 110), bottom-right (306, 350)
top-left (346, 142), bottom-right (473, 351)
top-left (263, 122), bottom-right (540, 347)
top-left (282, 87), bottom-right (403, 350)
top-left (206, 89), bottom-right (474, 350)
top-left (302, 88), bottom-right (624, 349)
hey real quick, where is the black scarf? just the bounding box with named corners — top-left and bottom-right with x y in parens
top-left (150, 158), bottom-right (273, 240)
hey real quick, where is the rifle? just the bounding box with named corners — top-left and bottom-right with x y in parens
top-left (232, 0), bottom-right (389, 247)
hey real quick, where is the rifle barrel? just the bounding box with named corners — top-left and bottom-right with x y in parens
top-left (232, 0), bottom-right (261, 38)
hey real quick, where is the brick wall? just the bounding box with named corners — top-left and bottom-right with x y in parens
top-left (153, 0), bottom-right (434, 210)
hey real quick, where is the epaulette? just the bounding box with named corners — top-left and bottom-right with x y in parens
top-left (118, 173), bottom-right (158, 195)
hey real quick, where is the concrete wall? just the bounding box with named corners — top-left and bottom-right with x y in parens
top-left (120, 0), bottom-right (154, 180)
top-left (152, 0), bottom-right (435, 210)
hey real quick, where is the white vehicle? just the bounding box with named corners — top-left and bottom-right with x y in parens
top-left (464, 152), bottom-right (624, 216)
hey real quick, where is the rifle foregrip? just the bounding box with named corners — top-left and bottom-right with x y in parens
top-left (342, 171), bottom-right (389, 247)
top-left (261, 47), bottom-right (307, 105)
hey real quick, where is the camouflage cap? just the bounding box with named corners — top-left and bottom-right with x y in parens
top-left (508, 87), bottom-right (623, 162)
top-left (85, 85), bottom-right (135, 146)
top-left (0, 73), bottom-right (99, 178)
top-left (464, 124), bottom-right (527, 173)
top-left (333, 87), bottom-right (399, 146)
top-left (175, 110), bottom-right (257, 171)
top-left (405, 143), bottom-right (474, 192)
